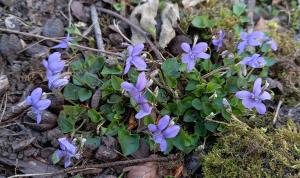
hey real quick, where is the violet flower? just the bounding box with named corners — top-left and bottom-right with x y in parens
top-left (53, 137), bottom-right (78, 168)
top-left (26, 88), bottom-right (51, 124)
top-left (124, 44), bottom-right (147, 74)
top-left (239, 54), bottom-right (266, 68)
top-left (235, 78), bottom-right (271, 114)
top-left (265, 38), bottom-right (278, 51)
top-left (42, 52), bottom-right (65, 76)
top-left (212, 30), bottom-right (225, 51)
top-left (181, 42), bottom-right (210, 72)
top-left (47, 73), bottom-right (69, 90)
top-left (121, 72), bottom-right (152, 119)
top-left (237, 31), bottom-right (266, 54)
top-left (148, 115), bottom-right (180, 152)
top-left (52, 34), bottom-right (73, 49)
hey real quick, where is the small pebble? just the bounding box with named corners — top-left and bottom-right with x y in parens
top-left (42, 18), bottom-right (64, 38)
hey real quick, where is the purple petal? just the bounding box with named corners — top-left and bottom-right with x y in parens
top-left (182, 54), bottom-right (191, 64)
top-left (58, 137), bottom-right (77, 155)
top-left (63, 155), bottom-right (72, 168)
top-left (186, 60), bottom-right (196, 72)
top-left (124, 57), bottom-right (132, 74)
top-left (135, 72), bottom-right (147, 91)
top-left (259, 91), bottom-right (271, 100)
top-left (28, 88), bottom-right (43, 105)
top-left (267, 40), bottom-right (277, 51)
top-left (35, 99), bottom-right (51, 110)
top-left (240, 32), bottom-right (248, 40)
top-left (153, 132), bottom-right (164, 144)
top-left (253, 78), bottom-right (262, 96)
top-left (192, 42), bottom-right (208, 53)
top-left (181, 43), bottom-right (191, 53)
top-left (49, 78), bottom-right (69, 90)
top-left (54, 150), bottom-right (64, 161)
top-left (242, 98), bottom-right (255, 109)
top-left (159, 139), bottom-right (167, 152)
top-left (237, 41), bottom-right (247, 54)
top-left (163, 125), bottom-right (180, 138)
top-left (239, 57), bottom-right (251, 65)
top-left (136, 103), bottom-right (152, 119)
top-left (42, 59), bottom-right (48, 69)
top-left (148, 124), bottom-right (158, 132)
top-left (121, 82), bottom-right (135, 92)
top-left (132, 56), bottom-right (147, 71)
top-left (255, 102), bottom-right (266, 114)
top-left (127, 45), bottom-right (134, 56)
top-left (195, 52), bottom-right (210, 59)
top-left (26, 96), bottom-right (32, 105)
top-left (235, 91), bottom-right (252, 99)
top-left (48, 52), bottom-right (65, 74)
top-left (220, 30), bottom-right (225, 38)
top-left (132, 44), bottom-right (144, 56)
top-left (36, 112), bottom-right (42, 124)
top-left (52, 41), bottom-right (68, 49)
top-left (158, 115), bottom-right (170, 131)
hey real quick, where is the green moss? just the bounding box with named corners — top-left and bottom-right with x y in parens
top-left (202, 121), bottom-right (300, 178)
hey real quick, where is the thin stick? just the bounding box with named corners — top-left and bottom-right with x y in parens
top-left (247, 0), bottom-right (256, 31)
top-left (9, 155), bottom-right (177, 177)
top-left (68, 0), bottom-right (73, 27)
top-left (91, 4), bottom-right (105, 55)
top-left (0, 28), bottom-right (123, 57)
top-left (96, 7), bottom-right (164, 61)
top-left (0, 93), bottom-right (8, 122)
top-left (273, 99), bottom-right (283, 125)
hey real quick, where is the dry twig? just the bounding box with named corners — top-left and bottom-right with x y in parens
top-left (96, 7), bottom-right (164, 61)
top-left (8, 155), bottom-right (177, 177)
top-left (91, 4), bottom-right (105, 55)
top-left (0, 28), bottom-right (123, 57)
top-left (273, 99), bottom-right (283, 125)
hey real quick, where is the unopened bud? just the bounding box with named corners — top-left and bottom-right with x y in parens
top-left (205, 112), bottom-right (216, 120)
top-left (209, 91), bottom-right (218, 101)
top-left (222, 98), bottom-right (232, 113)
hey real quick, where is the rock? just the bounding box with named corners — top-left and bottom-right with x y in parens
top-left (0, 34), bottom-right (22, 62)
top-left (23, 147), bottom-right (38, 157)
top-left (48, 93), bottom-right (64, 113)
top-left (25, 43), bottom-right (49, 58)
top-left (102, 136), bottom-right (119, 149)
top-left (12, 137), bottom-right (36, 152)
top-left (0, 0), bottom-right (15, 7)
top-left (168, 35), bottom-right (192, 56)
top-left (109, 33), bottom-right (124, 46)
top-left (5, 16), bottom-right (20, 31)
top-left (40, 147), bottom-right (56, 159)
top-left (25, 110), bottom-right (57, 131)
top-left (132, 138), bottom-right (150, 159)
top-left (71, 1), bottom-right (89, 22)
top-left (42, 18), bottom-right (64, 38)
top-left (95, 145), bottom-right (119, 161)
top-left (184, 154), bottom-right (201, 175)
top-left (0, 75), bottom-right (9, 96)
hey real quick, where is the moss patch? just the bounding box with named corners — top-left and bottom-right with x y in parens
top-left (202, 120), bottom-right (300, 178)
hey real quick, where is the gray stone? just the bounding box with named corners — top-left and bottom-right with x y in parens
top-left (0, 34), bottom-right (22, 62)
top-left (42, 18), bottom-right (64, 38)
top-left (25, 43), bottom-right (49, 58)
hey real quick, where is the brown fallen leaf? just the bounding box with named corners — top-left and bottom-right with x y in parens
top-left (123, 162), bottom-right (158, 178)
top-left (71, 1), bottom-right (89, 22)
top-left (255, 17), bottom-right (269, 32)
top-left (272, 0), bottom-right (282, 4)
top-left (128, 114), bottom-right (138, 130)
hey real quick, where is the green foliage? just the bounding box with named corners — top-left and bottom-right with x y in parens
top-left (233, 2), bottom-right (247, 17)
top-left (118, 129), bottom-right (140, 156)
top-left (192, 15), bottom-right (215, 29)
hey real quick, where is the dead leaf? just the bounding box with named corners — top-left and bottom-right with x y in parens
top-left (272, 0), bottom-right (282, 4)
top-left (130, 0), bottom-right (159, 44)
top-left (123, 162), bottom-right (158, 178)
top-left (71, 1), bottom-right (89, 22)
top-left (255, 17), bottom-right (269, 32)
top-left (128, 114), bottom-right (138, 130)
top-left (182, 0), bottom-right (205, 8)
top-left (158, 3), bottom-right (179, 48)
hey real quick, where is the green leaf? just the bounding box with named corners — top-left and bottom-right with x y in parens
top-left (201, 60), bottom-right (212, 72)
top-left (112, 3), bottom-right (124, 11)
top-left (108, 94), bottom-right (122, 104)
top-left (85, 55), bottom-right (105, 73)
top-left (85, 136), bottom-right (101, 150)
top-left (100, 80), bottom-right (113, 98)
top-left (172, 130), bottom-right (196, 154)
top-left (78, 88), bottom-right (92, 102)
top-left (63, 83), bottom-right (80, 100)
top-left (264, 57), bottom-right (277, 67)
top-left (111, 76), bottom-right (124, 91)
top-left (157, 89), bottom-right (169, 103)
top-left (88, 109), bottom-right (102, 123)
top-left (205, 122), bottom-right (219, 132)
top-left (183, 110), bottom-right (197, 122)
top-left (192, 98), bottom-right (202, 110)
top-left (206, 82), bottom-right (221, 93)
top-left (195, 122), bottom-right (207, 137)
top-left (233, 2), bottom-right (247, 16)
top-left (51, 153), bottom-right (61, 164)
top-left (82, 72), bottom-right (101, 89)
top-left (118, 129), bottom-right (140, 156)
top-left (101, 65), bottom-right (123, 75)
top-left (161, 58), bottom-right (180, 78)
top-left (192, 15), bottom-right (214, 28)
top-left (58, 112), bottom-right (75, 133)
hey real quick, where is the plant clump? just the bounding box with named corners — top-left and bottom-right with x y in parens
top-left (202, 120), bottom-right (300, 178)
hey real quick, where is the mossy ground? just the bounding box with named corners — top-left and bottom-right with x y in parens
top-left (201, 120), bottom-right (300, 178)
